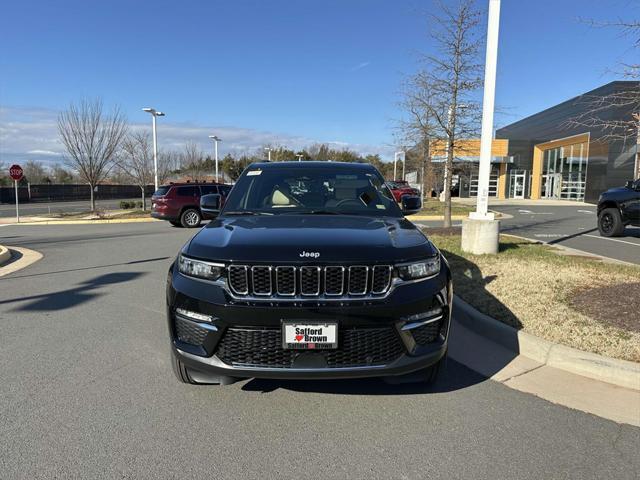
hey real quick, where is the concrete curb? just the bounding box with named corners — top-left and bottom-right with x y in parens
top-left (0, 246), bottom-right (43, 277)
top-left (411, 211), bottom-right (505, 222)
top-left (453, 295), bottom-right (640, 391)
top-left (0, 245), bottom-right (11, 266)
top-left (1, 217), bottom-right (160, 226)
top-left (500, 232), bottom-right (638, 267)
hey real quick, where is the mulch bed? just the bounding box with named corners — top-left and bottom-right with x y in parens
top-left (570, 282), bottom-right (640, 333)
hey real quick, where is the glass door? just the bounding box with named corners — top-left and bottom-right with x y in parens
top-left (509, 170), bottom-right (526, 199)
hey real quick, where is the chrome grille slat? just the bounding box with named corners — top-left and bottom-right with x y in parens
top-left (372, 265), bottom-right (392, 294)
top-left (275, 266), bottom-right (296, 296)
top-left (251, 266), bottom-right (272, 296)
top-left (324, 266), bottom-right (345, 296)
top-left (300, 266), bottom-right (321, 296)
top-left (228, 265), bottom-right (249, 295)
top-left (348, 266), bottom-right (368, 295)
top-left (228, 265), bottom-right (391, 298)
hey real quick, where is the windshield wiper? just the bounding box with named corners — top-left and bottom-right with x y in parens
top-left (223, 211), bottom-right (273, 216)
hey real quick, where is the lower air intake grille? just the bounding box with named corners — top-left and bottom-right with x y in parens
top-left (411, 320), bottom-right (442, 345)
top-left (215, 326), bottom-right (405, 368)
top-left (175, 317), bottom-right (209, 346)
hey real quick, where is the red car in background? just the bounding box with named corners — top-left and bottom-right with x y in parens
top-left (151, 182), bottom-right (232, 227)
top-left (386, 180), bottom-right (421, 203)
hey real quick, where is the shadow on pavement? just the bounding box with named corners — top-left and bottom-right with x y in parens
top-left (0, 271), bottom-right (146, 311)
top-left (242, 242), bottom-right (523, 395)
top-left (0, 256), bottom-right (170, 280)
top-left (241, 358), bottom-right (485, 395)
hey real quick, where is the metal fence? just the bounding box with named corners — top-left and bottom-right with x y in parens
top-left (0, 184), bottom-right (155, 204)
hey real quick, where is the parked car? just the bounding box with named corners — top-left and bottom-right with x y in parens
top-left (597, 179), bottom-right (640, 237)
top-left (166, 161), bottom-right (451, 386)
top-left (386, 180), bottom-right (421, 203)
top-left (151, 182), bottom-right (232, 227)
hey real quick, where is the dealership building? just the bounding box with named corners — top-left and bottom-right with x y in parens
top-left (440, 81), bottom-right (639, 203)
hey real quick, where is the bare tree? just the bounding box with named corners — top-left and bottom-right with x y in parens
top-left (157, 150), bottom-right (179, 184)
top-left (400, 0), bottom-right (483, 227)
top-left (118, 132), bottom-right (154, 209)
top-left (568, 15), bottom-right (640, 145)
top-left (180, 141), bottom-right (208, 180)
top-left (57, 98), bottom-right (128, 211)
top-left (22, 160), bottom-right (47, 184)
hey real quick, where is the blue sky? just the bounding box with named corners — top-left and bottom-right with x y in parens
top-left (0, 0), bottom-right (635, 163)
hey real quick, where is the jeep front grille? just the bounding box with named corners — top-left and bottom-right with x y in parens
top-left (227, 264), bottom-right (392, 298)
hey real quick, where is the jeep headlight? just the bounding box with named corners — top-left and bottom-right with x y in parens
top-left (178, 254), bottom-right (224, 280)
top-left (397, 256), bottom-right (440, 280)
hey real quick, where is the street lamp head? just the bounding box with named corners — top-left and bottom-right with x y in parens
top-left (142, 107), bottom-right (165, 117)
top-left (209, 135), bottom-right (221, 141)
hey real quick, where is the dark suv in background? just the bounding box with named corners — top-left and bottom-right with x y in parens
top-left (151, 182), bottom-right (232, 227)
top-left (597, 179), bottom-right (640, 237)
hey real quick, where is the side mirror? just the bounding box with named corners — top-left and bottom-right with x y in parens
top-left (625, 180), bottom-right (634, 189)
top-left (200, 194), bottom-right (221, 219)
top-left (401, 195), bottom-right (422, 216)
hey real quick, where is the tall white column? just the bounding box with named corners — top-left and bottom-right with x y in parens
top-left (471, 0), bottom-right (500, 220)
top-left (152, 115), bottom-right (158, 191)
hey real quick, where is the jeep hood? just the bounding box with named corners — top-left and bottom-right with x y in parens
top-left (184, 215), bottom-right (437, 263)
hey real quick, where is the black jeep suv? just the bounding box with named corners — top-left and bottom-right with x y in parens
top-left (597, 179), bottom-right (640, 237)
top-left (166, 161), bottom-right (452, 385)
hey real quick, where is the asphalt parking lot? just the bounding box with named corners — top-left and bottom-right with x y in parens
top-left (1, 221), bottom-right (638, 479)
top-left (417, 204), bottom-right (640, 265)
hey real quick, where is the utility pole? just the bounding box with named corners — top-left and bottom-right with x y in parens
top-left (142, 108), bottom-right (165, 190)
top-left (462, 0), bottom-right (501, 254)
top-left (209, 135), bottom-right (221, 181)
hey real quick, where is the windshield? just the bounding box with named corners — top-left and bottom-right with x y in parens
top-left (222, 166), bottom-right (402, 217)
top-left (153, 186), bottom-right (171, 196)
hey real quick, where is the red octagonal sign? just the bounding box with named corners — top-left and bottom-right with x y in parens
top-left (9, 164), bottom-right (23, 181)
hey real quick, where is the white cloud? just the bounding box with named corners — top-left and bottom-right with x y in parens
top-left (0, 105), bottom-right (394, 165)
top-left (351, 61), bottom-right (371, 72)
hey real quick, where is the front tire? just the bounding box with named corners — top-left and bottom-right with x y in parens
top-left (598, 208), bottom-right (624, 237)
top-left (180, 208), bottom-right (201, 228)
top-left (171, 352), bottom-right (198, 384)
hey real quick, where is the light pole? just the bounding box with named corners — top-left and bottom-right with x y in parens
top-left (209, 135), bottom-right (221, 182)
top-left (393, 151), bottom-right (405, 180)
top-left (142, 107), bottom-right (165, 190)
top-left (264, 147), bottom-right (272, 161)
top-left (462, 0), bottom-right (501, 255)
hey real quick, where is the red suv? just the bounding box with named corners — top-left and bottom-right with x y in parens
top-left (151, 183), bottom-right (232, 227)
top-left (386, 180), bottom-right (420, 203)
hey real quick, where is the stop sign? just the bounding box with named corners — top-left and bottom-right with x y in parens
top-left (9, 164), bottom-right (23, 181)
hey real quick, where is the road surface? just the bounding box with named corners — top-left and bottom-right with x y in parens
top-left (0, 222), bottom-right (637, 479)
top-left (416, 204), bottom-right (640, 265)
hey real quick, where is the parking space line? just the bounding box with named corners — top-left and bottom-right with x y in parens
top-left (583, 234), bottom-right (640, 247)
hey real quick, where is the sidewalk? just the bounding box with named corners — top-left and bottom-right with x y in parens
top-left (452, 197), bottom-right (595, 207)
top-left (450, 298), bottom-right (640, 426)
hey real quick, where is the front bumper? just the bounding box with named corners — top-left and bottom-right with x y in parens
top-left (167, 264), bottom-right (452, 381)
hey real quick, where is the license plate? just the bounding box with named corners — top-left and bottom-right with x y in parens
top-left (282, 322), bottom-right (338, 350)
